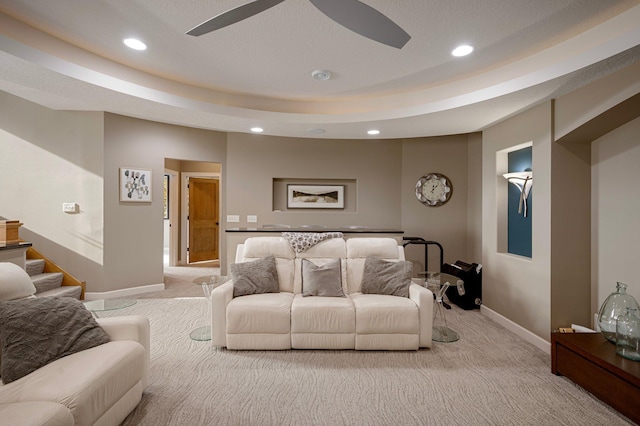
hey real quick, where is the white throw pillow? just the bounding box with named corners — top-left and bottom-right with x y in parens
top-left (0, 262), bottom-right (36, 301)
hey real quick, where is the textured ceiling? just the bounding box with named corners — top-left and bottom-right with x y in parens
top-left (0, 0), bottom-right (639, 139)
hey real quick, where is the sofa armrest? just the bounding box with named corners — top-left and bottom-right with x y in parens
top-left (0, 401), bottom-right (74, 426)
top-left (96, 315), bottom-right (150, 389)
top-left (235, 244), bottom-right (245, 263)
top-left (409, 284), bottom-right (433, 348)
top-left (211, 280), bottom-right (234, 347)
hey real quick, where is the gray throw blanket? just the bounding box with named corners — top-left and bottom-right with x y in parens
top-left (0, 297), bottom-right (110, 383)
top-left (282, 232), bottom-right (343, 253)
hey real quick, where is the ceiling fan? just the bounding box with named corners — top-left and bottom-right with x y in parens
top-left (186, 0), bottom-right (411, 49)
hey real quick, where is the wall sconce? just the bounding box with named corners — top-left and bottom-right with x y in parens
top-left (503, 171), bottom-right (533, 217)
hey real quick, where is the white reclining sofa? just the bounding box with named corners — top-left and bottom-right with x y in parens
top-left (0, 262), bottom-right (150, 426)
top-left (212, 237), bottom-right (433, 350)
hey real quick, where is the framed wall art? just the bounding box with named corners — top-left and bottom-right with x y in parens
top-left (119, 167), bottom-right (152, 202)
top-left (287, 184), bottom-right (344, 209)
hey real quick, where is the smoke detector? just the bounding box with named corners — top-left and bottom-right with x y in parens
top-left (311, 70), bottom-right (332, 81)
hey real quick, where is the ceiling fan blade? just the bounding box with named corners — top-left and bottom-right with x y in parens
top-left (309, 0), bottom-right (411, 49)
top-left (187, 0), bottom-right (286, 36)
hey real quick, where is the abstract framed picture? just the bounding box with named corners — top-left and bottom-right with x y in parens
top-left (119, 167), bottom-right (152, 202)
top-left (287, 185), bottom-right (344, 209)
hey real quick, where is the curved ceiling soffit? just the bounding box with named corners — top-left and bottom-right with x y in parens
top-left (1, 6), bottom-right (639, 126)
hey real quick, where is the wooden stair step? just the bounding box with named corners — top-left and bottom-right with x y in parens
top-left (24, 242), bottom-right (86, 300)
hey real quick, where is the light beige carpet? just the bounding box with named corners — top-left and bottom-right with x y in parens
top-left (138, 264), bottom-right (222, 299)
top-left (105, 295), bottom-right (633, 426)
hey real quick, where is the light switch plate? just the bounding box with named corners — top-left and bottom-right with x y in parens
top-left (226, 215), bottom-right (240, 223)
top-left (247, 215), bottom-right (257, 223)
top-left (62, 203), bottom-right (78, 213)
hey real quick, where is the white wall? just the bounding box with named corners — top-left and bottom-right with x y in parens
top-left (592, 116), bottom-right (640, 311)
top-left (0, 92), bottom-right (105, 285)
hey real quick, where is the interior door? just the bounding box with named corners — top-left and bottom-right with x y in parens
top-left (188, 177), bottom-right (219, 263)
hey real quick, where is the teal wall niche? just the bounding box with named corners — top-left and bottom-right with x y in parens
top-left (507, 147), bottom-right (532, 257)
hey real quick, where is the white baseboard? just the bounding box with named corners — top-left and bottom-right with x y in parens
top-left (481, 305), bottom-right (551, 354)
top-left (84, 283), bottom-right (165, 301)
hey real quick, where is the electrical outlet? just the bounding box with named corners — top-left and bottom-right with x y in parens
top-left (247, 215), bottom-right (258, 223)
top-left (62, 203), bottom-right (78, 213)
top-left (226, 215), bottom-right (240, 223)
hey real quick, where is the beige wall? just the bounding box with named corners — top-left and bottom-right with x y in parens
top-left (555, 61), bottom-right (640, 141)
top-left (482, 102), bottom-right (553, 340)
top-left (550, 133), bottom-right (592, 330)
top-left (481, 61), bottom-right (640, 342)
top-left (0, 95), bottom-right (476, 294)
top-left (180, 160), bottom-right (221, 173)
top-left (592, 116), bottom-right (640, 311)
top-left (555, 62), bottom-right (640, 327)
top-left (226, 133), bottom-right (403, 229)
top-left (466, 133), bottom-right (483, 262)
top-left (2, 55), bottom-right (637, 338)
top-left (225, 132), bottom-right (478, 276)
top-left (401, 134), bottom-right (480, 272)
top-left (0, 99), bottom-right (229, 295)
top-left (0, 92), bottom-right (105, 286)
top-left (101, 114), bottom-right (226, 293)
top-left (163, 158), bottom-right (221, 264)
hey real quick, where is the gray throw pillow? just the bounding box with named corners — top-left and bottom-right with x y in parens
top-left (0, 297), bottom-right (110, 384)
top-left (361, 256), bottom-right (413, 297)
top-left (302, 258), bottom-right (344, 297)
top-left (231, 255), bottom-right (280, 297)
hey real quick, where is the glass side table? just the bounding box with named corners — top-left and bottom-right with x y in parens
top-left (418, 272), bottom-right (464, 343)
top-left (190, 275), bottom-right (228, 341)
top-left (83, 299), bottom-right (137, 318)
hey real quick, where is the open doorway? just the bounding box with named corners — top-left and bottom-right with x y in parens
top-left (163, 159), bottom-right (221, 267)
top-left (163, 168), bottom-right (179, 266)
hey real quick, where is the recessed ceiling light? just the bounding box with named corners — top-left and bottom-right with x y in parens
top-left (251, 127), bottom-right (264, 133)
top-left (311, 70), bottom-right (332, 81)
top-left (123, 38), bottom-right (147, 51)
top-left (451, 44), bottom-right (473, 57)
top-left (367, 130), bottom-right (380, 135)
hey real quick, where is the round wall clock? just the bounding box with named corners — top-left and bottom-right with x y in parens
top-left (415, 173), bottom-right (453, 207)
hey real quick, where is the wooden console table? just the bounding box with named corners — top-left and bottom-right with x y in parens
top-left (551, 332), bottom-right (640, 424)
